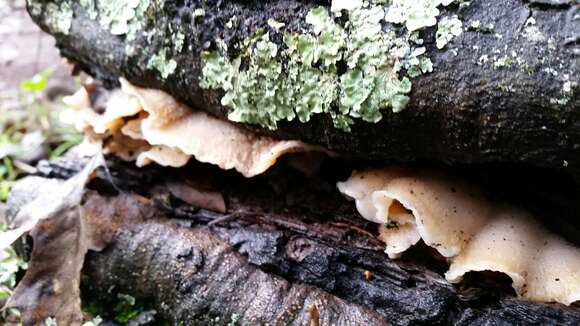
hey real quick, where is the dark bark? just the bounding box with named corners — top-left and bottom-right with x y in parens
top-left (22, 156), bottom-right (579, 325)
top-left (27, 0), bottom-right (580, 178)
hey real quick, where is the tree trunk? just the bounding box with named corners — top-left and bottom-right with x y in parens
top-left (26, 0), bottom-right (580, 178)
top-left (19, 156), bottom-right (577, 325)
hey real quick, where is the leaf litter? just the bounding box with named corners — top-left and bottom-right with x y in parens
top-left (0, 154), bottom-right (104, 325)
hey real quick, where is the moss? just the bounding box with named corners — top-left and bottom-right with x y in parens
top-left (200, 0), bottom-right (461, 131)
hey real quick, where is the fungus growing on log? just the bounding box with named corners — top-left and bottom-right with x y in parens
top-left (7, 0), bottom-right (580, 324)
top-left (25, 0), bottom-right (580, 177)
top-left (338, 167), bottom-right (580, 305)
top-left (61, 81), bottom-right (324, 177)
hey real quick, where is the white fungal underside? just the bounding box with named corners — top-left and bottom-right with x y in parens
top-left (337, 168), bottom-right (580, 305)
top-left (61, 79), bottom-right (320, 177)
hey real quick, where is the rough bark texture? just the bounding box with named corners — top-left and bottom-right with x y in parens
top-left (27, 0), bottom-right (580, 178)
top-left (23, 156), bottom-right (579, 325)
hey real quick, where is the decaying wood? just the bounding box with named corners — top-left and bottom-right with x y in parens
top-left (14, 1), bottom-right (580, 323)
top-left (28, 0), bottom-right (580, 178)
top-left (12, 156), bottom-right (576, 325)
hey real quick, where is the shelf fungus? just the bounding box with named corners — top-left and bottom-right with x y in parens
top-left (337, 168), bottom-right (580, 305)
top-left (61, 80), bottom-right (323, 177)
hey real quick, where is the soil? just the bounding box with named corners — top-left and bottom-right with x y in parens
top-left (0, 0), bottom-right (72, 93)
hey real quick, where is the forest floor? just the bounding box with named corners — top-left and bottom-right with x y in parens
top-left (0, 0), bottom-right (72, 91)
top-left (0, 3), bottom-right (83, 321)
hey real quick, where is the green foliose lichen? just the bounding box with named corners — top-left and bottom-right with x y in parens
top-left (173, 31), bottom-right (185, 53)
top-left (436, 15), bottom-right (463, 49)
top-left (48, 2), bottom-right (73, 35)
top-left (98, 1), bottom-right (139, 35)
top-left (406, 47), bottom-right (433, 78)
top-left (127, 0), bottom-right (151, 40)
top-left (27, 0), bottom-right (73, 35)
top-left (96, 0), bottom-right (150, 40)
top-left (26, 0), bottom-right (42, 16)
top-left (200, 0), bottom-right (459, 131)
top-left (79, 0), bottom-right (98, 20)
top-left (148, 49), bottom-right (177, 79)
top-left (385, 0), bottom-right (456, 32)
top-left (166, 23), bottom-right (187, 54)
top-left (493, 55), bottom-right (514, 69)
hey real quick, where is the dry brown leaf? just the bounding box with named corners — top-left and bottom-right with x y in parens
top-left (4, 176), bottom-right (149, 325)
top-left (0, 155), bottom-right (103, 249)
top-left (167, 181), bottom-right (226, 213)
top-left (7, 208), bottom-right (87, 325)
top-left (0, 155), bottom-right (102, 325)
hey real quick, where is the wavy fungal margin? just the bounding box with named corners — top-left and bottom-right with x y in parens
top-left (61, 80), bottom-right (323, 178)
top-left (338, 168), bottom-right (580, 305)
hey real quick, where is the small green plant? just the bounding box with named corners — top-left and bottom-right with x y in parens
top-left (0, 68), bottom-right (83, 202)
top-left (0, 158), bottom-right (16, 201)
top-left (20, 69), bottom-right (52, 92)
top-left (83, 293), bottom-right (147, 324)
top-left (0, 223), bottom-right (27, 326)
top-left (227, 313), bottom-right (239, 326)
top-left (113, 293), bottom-right (146, 323)
top-left (0, 68), bottom-right (83, 325)
top-left (0, 239), bottom-right (28, 300)
top-left (82, 316), bottom-right (103, 326)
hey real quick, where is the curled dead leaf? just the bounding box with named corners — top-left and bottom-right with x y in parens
top-left (0, 155), bottom-right (103, 249)
top-left (167, 181), bottom-right (226, 213)
top-left (4, 179), bottom-right (150, 325)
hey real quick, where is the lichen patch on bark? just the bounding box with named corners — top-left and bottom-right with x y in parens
top-left (199, 0), bottom-right (463, 131)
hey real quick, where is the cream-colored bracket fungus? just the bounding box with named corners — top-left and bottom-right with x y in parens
top-left (62, 81), bottom-right (580, 306)
top-left (338, 168), bottom-right (580, 305)
top-left (62, 80), bottom-right (323, 178)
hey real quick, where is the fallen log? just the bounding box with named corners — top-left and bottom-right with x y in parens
top-left (7, 156), bottom-right (576, 325)
top-left (26, 0), bottom-right (580, 178)
top-left (15, 1), bottom-right (580, 323)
